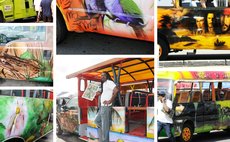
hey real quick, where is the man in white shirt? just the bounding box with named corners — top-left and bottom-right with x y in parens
top-left (157, 91), bottom-right (175, 142)
top-left (95, 72), bottom-right (119, 142)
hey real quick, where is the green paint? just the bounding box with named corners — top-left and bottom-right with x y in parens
top-left (120, 0), bottom-right (142, 16)
top-left (0, 96), bottom-right (53, 141)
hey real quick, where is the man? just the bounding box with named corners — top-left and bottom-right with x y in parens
top-left (157, 91), bottom-right (175, 142)
top-left (95, 72), bottom-right (119, 142)
top-left (34, 0), bottom-right (42, 22)
top-left (40, 0), bottom-right (52, 22)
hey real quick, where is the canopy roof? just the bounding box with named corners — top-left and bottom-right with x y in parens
top-left (66, 58), bottom-right (154, 84)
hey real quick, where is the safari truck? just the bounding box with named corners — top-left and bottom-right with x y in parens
top-left (158, 0), bottom-right (230, 59)
top-left (0, 26), bottom-right (53, 83)
top-left (56, 0), bottom-right (154, 44)
top-left (65, 58), bottom-right (154, 142)
top-left (0, 0), bottom-right (36, 22)
top-left (0, 90), bottom-right (53, 142)
top-left (158, 69), bottom-right (230, 142)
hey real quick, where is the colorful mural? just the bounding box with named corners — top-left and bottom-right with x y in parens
top-left (158, 5), bottom-right (230, 50)
top-left (0, 26), bottom-right (53, 82)
top-left (87, 127), bottom-right (153, 142)
top-left (147, 107), bottom-right (154, 138)
top-left (57, 0), bottom-right (154, 41)
top-left (0, 96), bottom-right (53, 141)
top-left (88, 107), bottom-right (126, 133)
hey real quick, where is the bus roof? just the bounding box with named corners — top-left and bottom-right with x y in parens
top-left (66, 58), bottom-right (154, 84)
top-left (158, 70), bottom-right (230, 81)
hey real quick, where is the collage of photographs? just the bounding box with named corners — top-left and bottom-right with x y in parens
top-left (0, 0), bottom-right (229, 142)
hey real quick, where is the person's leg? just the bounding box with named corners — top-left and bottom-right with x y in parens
top-left (94, 108), bottom-right (102, 142)
top-left (163, 123), bottom-right (174, 142)
top-left (101, 106), bottom-right (111, 142)
top-left (157, 121), bottom-right (163, 139)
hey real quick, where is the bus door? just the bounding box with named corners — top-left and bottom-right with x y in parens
top-left (202, 82), bottom-right (219, 131)
top-left (13, 0), bottom-right (26, 19)
top-left (1, 0), bottom-right (13, 18)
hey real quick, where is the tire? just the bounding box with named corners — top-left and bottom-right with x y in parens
top-left (158, 37), bottom-right (169, 60)
top-left (57, 7), bottom-right (67, 44)
top-left (57, 120), bottom-right (63, 135)
top-left (180, 123), bottom-right (194, 142)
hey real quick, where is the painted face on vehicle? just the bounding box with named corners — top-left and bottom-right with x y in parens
top-left (221, 8), bottom-right (230, 32)
top-left (196, 17), bottom-right (205, 30)
top-left (207, 13), bottom-right (214, 28)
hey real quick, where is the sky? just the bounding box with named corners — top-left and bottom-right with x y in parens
top-left (55, 55), bottom-right (113, 95)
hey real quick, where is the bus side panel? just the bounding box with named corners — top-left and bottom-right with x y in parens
top-left (57, 0), bottom-right (154, 42)
top-left (216, 100), bottom-right (230, 129)
top-left (88, 107), bottom-right (126, 133)
top-left (147, 107), bottom-right (154, 138)
top-left (1, 0), bottom-right (13, 19)
top-left (0, 96), bottom-right (53, 141)
top-left (158, 7), bottom-right (230, 50)
top-left (87, 127), bottom-right (153, 142)
top-left (0, 26), bottom-right (53, 82)
top-left (13, 0), bottom-right (36, 20)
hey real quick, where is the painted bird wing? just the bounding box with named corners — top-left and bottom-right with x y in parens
top-left (120, 0), bottom-right (142, 16)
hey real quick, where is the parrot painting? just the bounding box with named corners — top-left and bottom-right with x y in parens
top-left (84, 0), bottom-right (146, 39)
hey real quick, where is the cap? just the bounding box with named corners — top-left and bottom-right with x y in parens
top-left (158, 90), bottom-right (166, 97)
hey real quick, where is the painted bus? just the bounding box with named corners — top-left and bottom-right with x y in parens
top-left (0, 0), bottom-right (36, 22)
top-left (158, 70), bottom-right (230, 142)
top-left (64, 58), bottom-right (154, 142)
top-left (56, 0), bottom-right (154, 44)
top-left (0, 89), bottom-right (53, 142)
top-left (158, 0), bottom-right (230, 59)
top-left (0, 26), bottom-right (53, 83)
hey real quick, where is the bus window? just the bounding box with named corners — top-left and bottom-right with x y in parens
top-left (191, 91), bottom-right (202, 102)
top-left (224, 91), bottom-right (230, 100)
top-left (80, 79), bottom-right (86, 92)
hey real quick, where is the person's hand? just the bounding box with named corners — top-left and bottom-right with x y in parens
top-left (103, 100), bottom-right (111, 105)
top-left (96, 91), bottom-right (101, 96)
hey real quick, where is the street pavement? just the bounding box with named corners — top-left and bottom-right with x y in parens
top-left (57, 32), bottom-right (154, 55)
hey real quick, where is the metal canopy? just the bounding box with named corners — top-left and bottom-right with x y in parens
top-left (66, 58), bottom-right (154, 84)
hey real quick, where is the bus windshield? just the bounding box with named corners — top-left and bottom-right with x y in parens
top-left (158, 79), bottom-right (174, 100)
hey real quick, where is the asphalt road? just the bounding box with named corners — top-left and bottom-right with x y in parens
top-left (57, 32), bottom-right (154, 55)
top-left (159, 130), bottom-right (230, 142)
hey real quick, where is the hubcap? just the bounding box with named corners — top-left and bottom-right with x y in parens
top-left (182, 127), bottom-right (191, 141)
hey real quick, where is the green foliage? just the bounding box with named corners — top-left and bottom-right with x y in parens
top-left (20, 51), bottom-right (35, 60)
top-left (120, 0), bottom-right (142, 16)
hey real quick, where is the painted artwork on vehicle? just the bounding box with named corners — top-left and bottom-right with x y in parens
top-left (87, 127), bottom-right (153, 142)
top-left (147, 107), bottom-right (154, 138)
top-left (158, 0), bottom-right (230, 50)
top-left (0, 26), bottom-right (53, 82)
top-left (88, 107), bottom-right (126, 133)
top-left (57, 0), bottom-right (154, 41)
top-left (0, 96), bottom-right (53, 141)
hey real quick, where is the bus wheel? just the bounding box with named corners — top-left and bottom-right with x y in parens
top-left (57, 7), bottom-right (67, 44)
top-left (158, 37), bottom-right (169, 60)
top-left (57, 120), bottom-right (63, 135)
top-left (180, 123), bottom-right (194, 142)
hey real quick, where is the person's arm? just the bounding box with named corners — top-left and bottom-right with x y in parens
top-left (103, 86), bottom-right (119, 105)
top-left (162, 98), bottom-right (171, 113)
